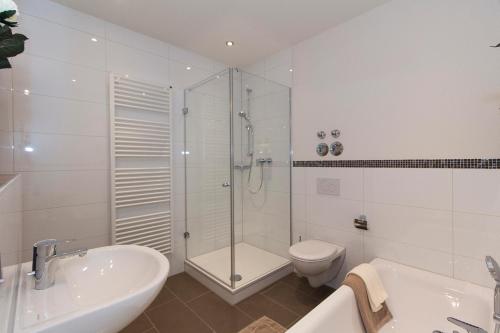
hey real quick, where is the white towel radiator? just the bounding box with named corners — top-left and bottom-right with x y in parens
top-left (110, 74), bottom-right (172, 255)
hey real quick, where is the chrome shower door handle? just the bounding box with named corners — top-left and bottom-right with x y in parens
top-left (222, 182), bottom-right (230, 188)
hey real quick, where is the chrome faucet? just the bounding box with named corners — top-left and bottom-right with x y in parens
top-left (30, 239), bottom-right (87, 290)
top-left (486, 256), bottom-right (500, 333)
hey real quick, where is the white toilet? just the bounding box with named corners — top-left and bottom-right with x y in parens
top-left (289, 240), bottom-right (346, 288)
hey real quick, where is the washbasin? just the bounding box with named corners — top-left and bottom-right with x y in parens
top-left (13, 245), bottom-right (169, 333)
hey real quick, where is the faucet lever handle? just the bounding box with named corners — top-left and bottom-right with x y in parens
top-left (447, 317), bottom-right (487, 333)
top-left (33, 239), bottom-right (75, 248)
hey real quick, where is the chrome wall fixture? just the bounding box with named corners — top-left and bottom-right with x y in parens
top-left (316, 143), bottom-right (329, 156)
top-left (316, 129), bottom-right (343, 157)
top-left (330, 141), bottom-right (344, 156)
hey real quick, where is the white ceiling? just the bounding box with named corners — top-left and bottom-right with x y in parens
top-left (52, 0), bottom-right (391, 66)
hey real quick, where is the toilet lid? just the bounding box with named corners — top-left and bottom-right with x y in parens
top-left (289, 240), bottom-right (339, 262)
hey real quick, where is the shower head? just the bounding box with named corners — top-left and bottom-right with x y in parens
top-left (486, 256), bottom-right (500, 283)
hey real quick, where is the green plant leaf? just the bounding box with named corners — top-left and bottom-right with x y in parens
top-left (0, 25), bottom-right (12, 37)
top-left (0, 38), bottom-right (25, 58)
top-left (11, 33), bottom-right (27, 41)
top-left (0, 57), bottom-right (11, 69)
top-left (0, 10), bottom-right (16, 20)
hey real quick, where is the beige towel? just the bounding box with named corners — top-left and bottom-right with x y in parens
top-left (343, 274), bottom-right (393, 333)
top-left (347, 263), bottom-right (388, 312)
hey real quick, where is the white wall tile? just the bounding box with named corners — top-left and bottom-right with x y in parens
top-left (0, 175), bottom-right (22, 213)
top-left (22, 203), bottom-right (108, 250)
top-left (20, 14), bottom-right (106, 70)
top-left (106, 41), bottom-right (170, 86)
top-left (454, 255), bottom-right (493, 288)
top-left (22, 170), bottom-right (108, 210)
top-left (0, 131), bottom-right (13, 173)
top-left (0, 175), bottom-right (23, 264)
top-left (292, 194), bottom-right (306, 222)
top-left (364, 235), bottom-right (453, 277)
top-left (14, 132), bottom-right (107, 171)
top-left (16, 0), bottom-right (106, 37)
top-left (365, 203), bottom-right (452, 253)
top-left (13, 93), bottom-right (107, 136)
top-left (169, 60), bottom-right (213, 90)
top-left (454, 212), bottom-right (500, 260)
top-left (12, 54), bottom-right (106, 103)
top-left (0, 212), bottom-right (22, 263)
top-left (266, 65), bottom-right (293, 87)
top-left (454, 170), bottom-right (500, 216)
top-left (169, 45), bottom-right (218, 72)
top-left (105, 23), bottom-right (169, 58)
top-left (364, 168), bottom-right (452, 210)
top-left (0, 90), bottom-right (12, 132)
top-left (307, 195), bottom-right (363, 233)
top-left (291, 167), bottom-right (306, 194)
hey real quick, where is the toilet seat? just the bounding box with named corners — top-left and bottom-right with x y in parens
top-left (289, 240), bottom-right (339, 263)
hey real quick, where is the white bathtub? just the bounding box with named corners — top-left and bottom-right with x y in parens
top-left (288, 258), bottom-right (494, 333)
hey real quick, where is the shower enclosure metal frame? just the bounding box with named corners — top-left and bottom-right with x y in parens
top-left (183, 67), bottom-right (292, 290)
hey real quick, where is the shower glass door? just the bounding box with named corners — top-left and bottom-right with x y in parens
top-left (184, 69), bottom-right (233, 287)
top-left (185, 68), bottom-right (291, 290)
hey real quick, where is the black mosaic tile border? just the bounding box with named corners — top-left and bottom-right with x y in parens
top-left (293, 159), bottom-right (500, 169)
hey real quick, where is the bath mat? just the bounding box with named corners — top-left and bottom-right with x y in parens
top-left (238, 316), bottom-right (287, 333)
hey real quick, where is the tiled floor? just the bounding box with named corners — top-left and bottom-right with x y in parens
top-left (120, 272), bottom-right (335, 333)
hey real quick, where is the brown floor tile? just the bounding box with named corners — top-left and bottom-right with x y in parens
top-left (165, 272), bottom-right (209, 302)
top-left (280, 273), bottom-right (335, 301)
top-left (188, 292), bottom-right (253, 333)
top-left (119, 314), bottom-right (153, 333)
top-left (146, 286), bottom-right (176, 311)
top-left (310, 285), bottom-right (335, 301)
top-left (148, 298), bottom-right (212, 333)
top-left (262, 282), bottom-right (319, 316)
top-left (280, 274), bottom-right (316, 295)
top-left (236, 294), bottom-right (298, 327)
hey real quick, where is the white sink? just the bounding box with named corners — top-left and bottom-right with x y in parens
top-left (14, 245), bottom-right (169, 333)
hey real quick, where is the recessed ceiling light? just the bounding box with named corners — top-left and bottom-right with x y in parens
top-left (91, 37), bottom-right (98, 42)
top-left (186, 66), bottom-right (192, 70)
top-left (71, 79), bottom-right (77, 83)
top-left (289, 68), bottom-right (293, 72)
top-left (225, 41), bottom-right (234, 47)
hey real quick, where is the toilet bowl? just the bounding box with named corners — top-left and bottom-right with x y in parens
top-left (289, 240), bottom-right (345, 288)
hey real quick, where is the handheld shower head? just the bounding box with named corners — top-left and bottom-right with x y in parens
top-left (486, 256), bottom-right (500, 283)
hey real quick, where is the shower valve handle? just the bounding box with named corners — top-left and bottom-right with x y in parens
top-left (222, 182), bottom-right (230, 188)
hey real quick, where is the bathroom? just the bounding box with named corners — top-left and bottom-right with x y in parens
top-left (0, 0), bottom-right (499, 332)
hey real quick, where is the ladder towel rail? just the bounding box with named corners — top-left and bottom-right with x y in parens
top-left (110, 74), bottom-right (172, 256)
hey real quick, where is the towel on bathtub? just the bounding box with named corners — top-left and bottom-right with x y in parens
top-left (343, 272), bottom-right (392, 333)
top-left (347, 263), bottom-right (388, 312)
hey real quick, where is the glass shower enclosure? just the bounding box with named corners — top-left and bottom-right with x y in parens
top-left (183, 68), bottom-right (291, 291)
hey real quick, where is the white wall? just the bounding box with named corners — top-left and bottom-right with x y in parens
top-left (2, 0), bottom-right (225, 275)
top-left (292, 0), bottom-right (500, 160)
top-left (0, 175), bottom-right (22, 265)
top-left (293, 167), bottom-right (500, 288)
top-left (251, 0), bottom-right (500, 288)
